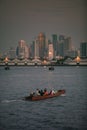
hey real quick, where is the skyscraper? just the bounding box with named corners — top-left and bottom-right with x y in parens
top-left (58, 41), bottom-right (64, 57)
top-left (17, 40), bottom-right (29, 59)
top-left (52, 34), bottom-right (58, 57)
top-left (80, 42), bottom-right (87, 58)
top-left (34, 39), bottom-right (39, 59)
top-left (9, 47), bottom-right (16, 59)
top-left (59, 35), bottom-right (65, 41)
top-left (58, 36), bottom-right (72, 57)
top-left (64, 37), bottom-right (72, 56)
top-left (38, 32), bottom-right (46, 58)
top-left (48, 43), bottom-right (54, 60)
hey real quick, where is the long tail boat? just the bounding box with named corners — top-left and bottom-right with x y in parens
top-left (24, 90), bottom-right (65, 101)
top-left (5, 66), bottom-right (10, 70)
top-left (49, 66), bottom-right (54, 70)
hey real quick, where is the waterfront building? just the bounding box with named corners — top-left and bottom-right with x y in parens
top-left (80, 42), bottom-right (87, 58)
top-left (58, 36), bottom-right (72, 57)
top-left (37, 32), bottom-right (46, 58)
top-left (59, 35), bottom-right (65, 41)
top-left (45, 38), bottom-right (49, 58)
top-left (52, 34), bottom-right (58, 57)
top-left (66, 49), bottom-right (78, 58)
top-left (8, 47), bottom-right (16, 59)
top-left (17, 40), bottom-right (29, 59)
top-left (58, 40), bottom-right (64, 57)
top-left (24, 44), bottom-right (30, 59)
top-left (64, 37), bottom-right (72, 56)
top-left (34, 39), bottom-right (39, 59)
top-left (30, 42), bottom-right (34, 58)
top-left (48, 43), bottom-right (54, 60)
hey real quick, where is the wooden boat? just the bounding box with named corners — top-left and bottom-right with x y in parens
top-left (24, 89), bottom-right (65, 101)
top-left (5, 66), bottom-right (10, 70)
top-left (49, 66), bottom-right (54, 70)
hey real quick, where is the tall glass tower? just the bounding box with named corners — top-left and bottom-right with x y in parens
top-left (38, 32), bottom-right (46, 58)
top-left (80, 42), bottom-right (87, 58)
top-left (52, 34), bottom-right (58, 57)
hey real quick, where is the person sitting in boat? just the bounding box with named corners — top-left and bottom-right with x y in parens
top-left (44, 88), bottom-right (49, 95)
top-left (30, 92), bottom-right (35, 97)
top-left (39, 89), bottom-right (44, 96)
top-left (35, 89), bottom-right (40, 96)
top-left (49, 90), bottom-right (55, 95)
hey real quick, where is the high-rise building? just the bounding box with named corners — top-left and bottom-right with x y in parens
top-left (80, 42), bottom-right (87, 58)
top-left (8, 47), bottom-right (16, 59)
top-left (24, 44), bottom-right (29, 59)
top-left (17, 40), bottom-right (29, 59)
top-left (38, 32), bottom-right (46, 58)
top-left (34, 39), bottom-right (39, 59)
top-left (52, 34), bottom-right (58, 57)
top-left (58, 41), bottom-right (64, 57)
top-left (30, 42), bottom-right (34, 58)
top-left (66, 49), bottom-right (78, 58)
top-left (58, 36), bottom-right (72, 57)
top-left (64, 37), bottom-right (72, 56)
top-left (45, 38), bottom-right (49, 58)
top-left (59, 35), bottom-right (65, 41)
top-left (48, 43), bottom-right (54, 60)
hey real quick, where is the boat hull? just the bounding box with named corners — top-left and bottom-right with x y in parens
top-left (49, 66), bottom-right (54, 70)
top-left (24, 90), bottom-right (65, 101)
top-left (5, 66), bottom-right (10, 70)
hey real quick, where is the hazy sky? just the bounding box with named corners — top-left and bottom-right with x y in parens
top-left (0, 0), bottom-right (87, 53)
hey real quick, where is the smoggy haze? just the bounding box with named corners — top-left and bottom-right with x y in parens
top-left (0, 0), bottom-right (87, 53)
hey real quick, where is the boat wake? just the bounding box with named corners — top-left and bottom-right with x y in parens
top-left (1, 99), bottom-right (22, 103)
top-left (60, 94), bottom-right (66, 96)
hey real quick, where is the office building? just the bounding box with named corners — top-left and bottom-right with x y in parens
top-left (52, 34), bottom-right (58, 57)
top-left (8, 47), bottom-right (16, 59)
top-left (38, 32), bottom-right (46, 58)
top-left (80, 42), bottom-right (87, 58)
top-left (58, 36), bottom-right (72, 57)
top-left (48, 43), bottom-right (54, 60)
top-left (34, 39), bottom-right (39, 59)
top-left (64, 37), bottom-right (72, 56)
top-left (59, 35), bottom-right (65, 41)
top-left (17, 40), bottom-right (29, 59)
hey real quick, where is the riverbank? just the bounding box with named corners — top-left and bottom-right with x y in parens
top-left (0, 64), bottom-right (87, 67)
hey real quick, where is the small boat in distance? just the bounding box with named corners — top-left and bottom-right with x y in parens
top-left (5, 66), bottom-right (10, 70)
top-left (24, 89), bottom-right (65, 101)
top-left (49, 66), bottom-right (54, 70)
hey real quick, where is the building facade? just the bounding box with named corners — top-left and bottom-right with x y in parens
top-left (58, 36), bottom-right (72, 57)
top-left (8, 47), bottom-right (16, 59)
top-left (37, 32), bottom-right (46, 58)
top-left (48, 43), bottom-right (54, 60)
top-left (52, 34), bottom-right (58, 57)
top-left (80, 42), bottom-right (87, 58)
top-left (16, 40), bottom-right (29, 59)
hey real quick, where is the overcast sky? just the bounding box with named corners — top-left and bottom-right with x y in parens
top-left (0, 0), bottom-right (87, 53)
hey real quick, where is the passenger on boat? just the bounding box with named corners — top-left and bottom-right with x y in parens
top-left (30, 92), bottom-right (35, 97)
top-left (44, 88), bottom-right (49, 95)
top-left (39, 89), bottom-right (44, 96)
top-left (49, 90), bottom-right (55, 95)
top-left (36, 89), bottom-right (40, 95)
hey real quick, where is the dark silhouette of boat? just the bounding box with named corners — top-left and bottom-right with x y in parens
top-left (5, 66), bottom-right (10, 70)
top-left (24, 90), bottom-right (65, 101)
top-left (49, 66), bottom-right (54, 70)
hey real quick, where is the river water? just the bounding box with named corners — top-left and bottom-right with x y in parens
top-left (0, 66), bottom-right (87, 130)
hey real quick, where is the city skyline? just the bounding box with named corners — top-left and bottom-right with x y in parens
top-left (0, 32), bottom-right (87, 58)
top-left (0, 33), bottom-right (80, 59)
top-left (0, 0), bottom-right (87, 53)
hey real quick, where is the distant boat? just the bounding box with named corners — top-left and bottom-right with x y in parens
top-left (49, 66), bottom-right (54, 70)
top-left (24, 90), bottom-right (65, 101)
top-left (5, 66), bottom-right (10, 70)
